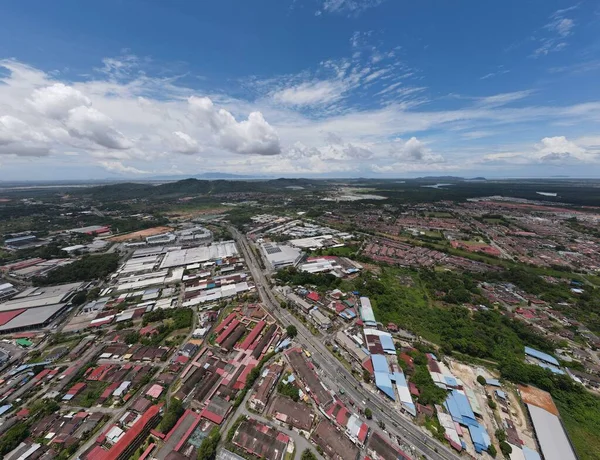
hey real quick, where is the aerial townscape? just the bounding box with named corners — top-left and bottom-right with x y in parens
top-left (1, 1), bottom-right (600, 460)
top-left (0, 177), bottom-right (599, 460)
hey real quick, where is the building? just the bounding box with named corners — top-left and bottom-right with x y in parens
top-left (359, 297), bottom-right (377, 327)
top-left (4, 235), bottom-right (37, 249)
top-left (179, 226), bottom-right (213, 245)
top-left (95, 404), bottom-right (163, 460)
top-left (270, 396), bottom-right (314, 433)
top-left (260, 243), bottom-right (303, 270)
top-left (0, 282), bottom-right (82, 334)
top-left (519, 386), bottom-right (576, 460)
top-left (146, 233), bottom-right (176, 245)
top-left (250, 364), bottom-right (282, 412)
top-left (309, 308), bottom-right (332, 330)
top-left (310, 419), bottom-right (359, 460)
top-left (231, 418), bottom-right (291, 460)
top-left (0, 282), bottom-right (18, 302)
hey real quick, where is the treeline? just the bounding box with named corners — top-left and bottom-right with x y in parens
top-left (276, 267), bottom-right (342, 290)
top-left (33, 253), bottom-right (120, 286)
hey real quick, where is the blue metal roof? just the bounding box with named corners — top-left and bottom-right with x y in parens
top-left (536, 362), bottom-right (565, 375)
top-left (495, 390), bottom-right (507, 400)
top-left (380, 334), bottom-right (396, 353)
top-left (371, 354), bottom-right (389, 373)
top-left (485, 378), bottom-right (501, 387)
top-left (525, 346), bottom-right (559, 366)
top-left (444, 390), bottom-right (477, 427)
top-left (468, 423), bottom-right (491, 453)
top-left (374, 372), bottom-right (395, 400)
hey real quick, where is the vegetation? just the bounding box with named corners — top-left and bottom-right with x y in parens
top-left (34, 253), bottom-right (120, 286)
top-left (0, 423), bottom-right (30, 456)
top-left (286, 325), bottom-right (297, 338)
top-left (159, 398), bottom-right (184, 434)
top-left (197, 426), bottom-right (221, 460)
top-left (408, 350), bottom-right (448, 405)
top-left (364, 407), bottom-right (372, 419)
top-left (300, 449), bottom-right (317, 460)
top-left (277, 381), bottom-right (300, 402)
top-left (276, 266), bottom-right (342, 290)
top-left (357, 268), bottom-right (554, 361)
top-left (477, 375), bottom-right (486, 386)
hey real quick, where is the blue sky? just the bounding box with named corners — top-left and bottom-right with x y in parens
top-left (0, 0), bottom-right (599, 179)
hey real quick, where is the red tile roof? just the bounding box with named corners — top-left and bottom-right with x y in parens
top-left (96, 404), bottom-right (162, 460)
top-left (238, 320), bottom-right (266, 350)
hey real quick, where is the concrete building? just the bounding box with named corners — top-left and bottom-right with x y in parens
top-left (260, 243), bottom-right (303, 270)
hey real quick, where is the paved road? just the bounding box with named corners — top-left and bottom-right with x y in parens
top-left (230, 226), bottom-right (460, 460)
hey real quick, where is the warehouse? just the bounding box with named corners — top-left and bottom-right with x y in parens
top-left (359, 297), bottom-right (377, 327)
top-left (0, 282), bottom-right (82, 333)
top-left (160, 241), bottom-right (238, 269)
top-left (260, 242), bottom-right (303, 270)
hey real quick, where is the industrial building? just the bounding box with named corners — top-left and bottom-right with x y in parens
top-left (3, 235), bottom-right (37, 249)
top-left (260, 242), bottom-right (303, 270)
top-left (359, 297), bottom-right (377, 327)
top-left (519, 385), bottom-right (576, 460)
top-left (160, 241), bottom-right (238, 269)
top-left (0, 282), bottom-right (82, 333)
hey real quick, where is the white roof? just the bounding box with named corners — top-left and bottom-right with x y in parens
top-left (527, 404), bottom-right (576, 460)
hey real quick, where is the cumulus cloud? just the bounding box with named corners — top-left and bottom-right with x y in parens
top-left (390, 137), bottom-right (444, 163)
top-left (28, 83), bottom-right (92, 119)
top-left (167, 131), bottom-right (202, 154)
top-left (482, 136), bottom-right (597, 165)
top-left (188, 96), bottom-right (281, 155)
top-left (65, 106), bottom-right (133, 150)
top-left (0, 115), bottom-right (50, 156)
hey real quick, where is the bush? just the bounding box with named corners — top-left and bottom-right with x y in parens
top-left (477, 375), bottom-right (486, 386)
top-left (364, 407), bottom-right (372, 419)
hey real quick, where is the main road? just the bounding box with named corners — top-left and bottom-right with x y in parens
top-left (229, 227), bottom-right (461, 460)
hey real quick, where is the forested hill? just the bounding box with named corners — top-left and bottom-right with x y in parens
top-left (77, 178), bottom-right (326, 201)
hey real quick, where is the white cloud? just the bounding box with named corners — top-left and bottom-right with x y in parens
top-left (0, 115), bottom-right (50, 156)
top-left (475, 90), bottom-right (533, 107)
top-left (65, 106), bottom-right (133, 150)
top-left (481, 136), bottom-right (598, 165)
top-left (188, 96), bottom-right (281, 155)
top-left (99, 160), bottom-right (150, 175)
top-left (271, 80), bottom-right (346, 106)
top-left (532, 7), bottom-right (577, 57)
top-left (168, 131), bottom-right (202, 154)
top-left (320, 0), bottom-right (385, 15)
top-left (29, 83), bottom-right (92, 119)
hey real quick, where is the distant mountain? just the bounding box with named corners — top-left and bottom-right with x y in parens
top-left (414, 176), bottom-right (466, 181)
top-left (148, 172), bottom-right (271, 180)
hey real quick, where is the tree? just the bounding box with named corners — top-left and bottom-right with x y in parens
top-left (364, 407), bottom-right (373, 419)
top-left (197, 427), bottom-right (220, 460)
top-left (488, 399), bottom-right (497, 410)
top-left (71, 290), bottom-right (88, 306)
top-left (500, 441), bottom-right (512, 457)
top-left (477, 375), bottom-right (487, 386)
top-left (488, 444), bottom-right (497, 458)
top-left (286, 325), bottom-right (298, 338)
top-left (363, 369), bottom-right (372, 383)
top-left (301, 449), bottom-right (317, 460)
top-left (495, 429), bottom-right (507, 443)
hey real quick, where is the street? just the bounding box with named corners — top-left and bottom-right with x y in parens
top-left (229, 226), bottom-right (461, 460)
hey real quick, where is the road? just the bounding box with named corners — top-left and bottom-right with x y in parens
top-left (230, 226), bottom-right (461, 460)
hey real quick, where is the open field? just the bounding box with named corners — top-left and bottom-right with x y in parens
top-left (109, 226), bottom-right (172, 242)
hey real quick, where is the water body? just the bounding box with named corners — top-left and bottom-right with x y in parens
top-left (422, 183), bottom-right (453, 189)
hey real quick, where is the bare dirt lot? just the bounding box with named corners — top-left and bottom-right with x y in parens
top-left (109, 226), bottom-right (172, 242)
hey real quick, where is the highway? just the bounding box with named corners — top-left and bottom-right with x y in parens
top-left (229, 227), bottom-right (461, 460)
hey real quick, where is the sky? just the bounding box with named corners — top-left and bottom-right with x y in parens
top-left (0, 0), bottom-right (600, 180)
